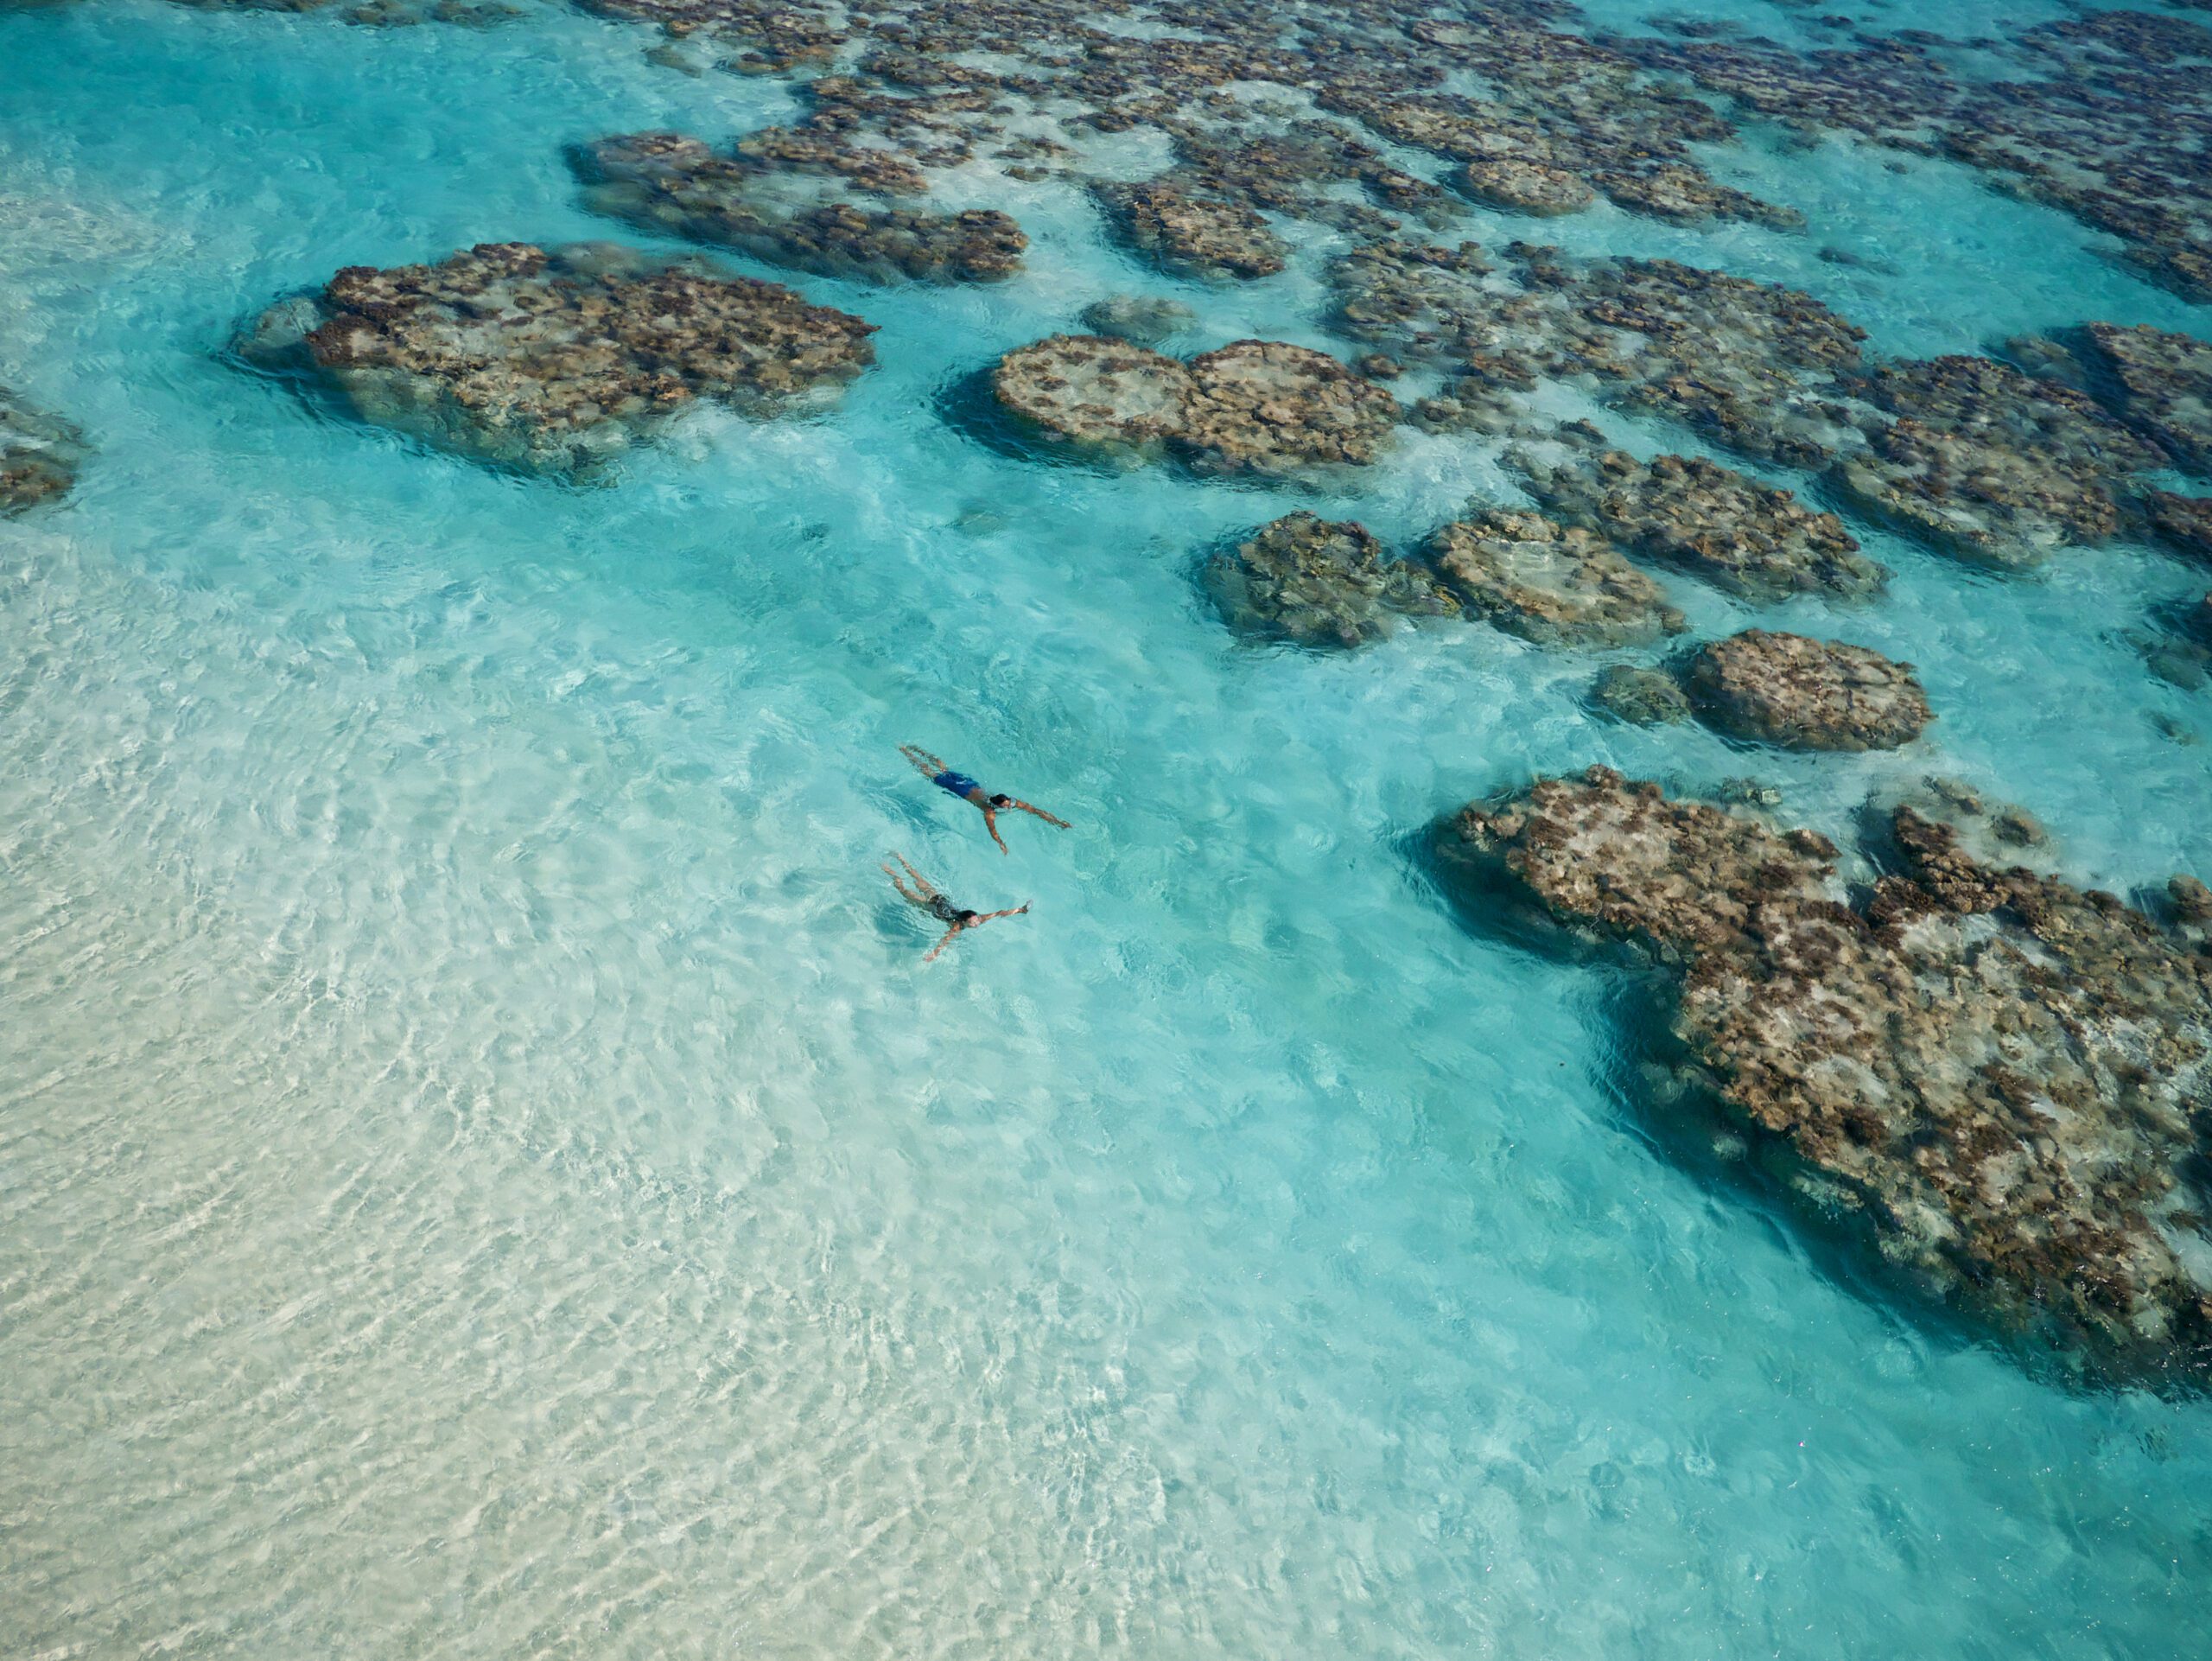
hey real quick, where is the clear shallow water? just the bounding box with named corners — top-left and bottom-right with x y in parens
top-left (2, 3), bottom-right (2210, 1657)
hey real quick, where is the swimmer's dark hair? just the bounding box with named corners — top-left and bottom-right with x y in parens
top-left (989, 792), bottom-right (1014, 808)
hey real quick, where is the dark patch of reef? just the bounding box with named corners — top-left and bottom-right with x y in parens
top-left (1078, 295), bottom-right (1195, 348)
top-left (987, 334), bottom-right (1197, 465)
top-left (554, 0), bottom-right (1802, 250)
top-left (119, 0), bottom-right (2212, 314)
top-left (576, 0), bottom-right (843, 73)
top-left (1588, 630), bottom-right (1934, 748)
top-left (1509, 425), bottom-right (1885, 603)
top-left (1317, 239), bottom-right (2211, 574)
top-left (1205, 512), bottom-right (1455, 649)
top-left (0, 387), bottom-right (87, 514)
top-left (2017, 323), bottom-right (2212, 482)
top-left (989, 334), bottom-right (1399, 480)
top-left (164, 0), bottom-right (531, 23)
top-left (1092, 181), bottom-right (1286, 283)
top-left (1380, 245), bottom-right (1869, 464)
top-left (1621, 11), bottom-right (2212, 306)
top-left (1683, 629), bottom-right (1932, 752)
top-left (1425, 508), bottom-right (1685, 648)
top-left (2145, 494), bottom-right (2212, 566)
top-left (2140, 591), bottom-right (2212, 693)
top-left (238, 242), bottom-right (874, 475)
top-left (574, 131), bottom-right (1026, 284)
top-left (1443, 767), bottom-right (2212, 1384)
top-left (1590, 664), bottom-right (1689, 726)
top-left (1826, 355), bottom-right (2164, 567)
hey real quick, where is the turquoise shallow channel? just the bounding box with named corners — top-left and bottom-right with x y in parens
top-left (3, 0), bottom-right (2211, 1656)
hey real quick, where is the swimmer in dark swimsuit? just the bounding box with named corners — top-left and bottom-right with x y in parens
top-left (881, 852), bottom-right (1031, 963)
top-left (899, 744), bottom-right (1071, 855)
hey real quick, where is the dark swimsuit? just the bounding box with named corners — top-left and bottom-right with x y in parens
top-left (932, 769), bottom-right (984, 801)
top-left (928, 894), bottom-right (966, 924)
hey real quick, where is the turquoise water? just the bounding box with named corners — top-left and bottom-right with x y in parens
top-left (3, 3), bottom-right (2210, 1657)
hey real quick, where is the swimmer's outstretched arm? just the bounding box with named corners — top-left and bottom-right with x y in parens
top-left (980, 806), bottom-right (1010, 856)
top-left (921, 902), bottom-right (1029, 964)
top-left (899, 744), bottom-right (947, 780)
top-left (1003, 798), bottom-right (1070, 829)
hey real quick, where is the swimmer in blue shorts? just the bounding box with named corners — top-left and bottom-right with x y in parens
top-left (899, 743), bottom-right (1071, 855)
top-left (881, 852), bottom-right (1030, 963)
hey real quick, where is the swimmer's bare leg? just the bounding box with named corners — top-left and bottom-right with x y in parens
top-left (881, 852), bottom-right (937, 907)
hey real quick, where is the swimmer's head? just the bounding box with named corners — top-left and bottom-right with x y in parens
top-left (989, 793), bottom-right (1014, 809)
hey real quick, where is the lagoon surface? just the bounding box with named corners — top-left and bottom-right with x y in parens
top-left (3, 1), bottom-right (2210, 1656)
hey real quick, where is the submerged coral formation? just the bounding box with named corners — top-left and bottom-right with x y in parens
top-left (1827, 356), bottom-right (2163, 566)
top-left (1346, 244), bottom-right (2192, 571)
top-left (989, 334), bottom-right (1397, 479)
top-left (1626, 13), bottom-right (2212, 305)
top-left (167, 0), bottom-right (528, 22)
top-left (1329, 240), bottom-right (1497, 365)
top-left (0, 386), bottom-right (87, 513)
top-left (1078, 294), bottom-right (1195, 347)
top-left (1445, 767), bottom-right (2212, 1380)
top-left (2067, 322), bottom-right (2212, 478)
top-left (576, 0), bottom-right (842, 73)
top-left (238, 241), bottom-right (875, 474)
top-left (1179, 340), bottom-right (1401, 478)
top-left (1589, 663), bottom-right (1689, 725)
top-left (137, 0), bottom-right (2212, 319)
top-left (1684, 630), bottom-right (1933, 752)
top-left (2146, 493), bottom-right (2212, 564)
top-left (2141, 591), bottom-right (2212, 691)
top-left (1093, 181), bottom-right (1286, 282)
top-left (1316, 24), bottom-right (1802, 232)
top-left (575, 130), bottom-right (1026, 284)
top-left (518, 1), bottom-right (2209, 585)
top-left (548, 0), bottom-right (1819, 265)
top-left (1205, 512), bottom-right (1454, 649)
top-left (1375, 245), bottom-right (1867, 465)
top-left (1426, 508), bottom-right (1685, 649)
top-left (1458, 157), bottom-right (1594, 218)
top-left (989, 334), bottom-right (1197, 463)
top-left (1510, 429), bottom-right (1885, 602)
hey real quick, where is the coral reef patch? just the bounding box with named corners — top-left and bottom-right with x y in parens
top-left (1444, 767), bottom-right (2212, 1381)
top-left (1093, 181), bottom-right (1287, 283)
top-left (988, 334), bottom-right (1397, 480)
top-left (1205, 512), bottom-right (1456, 648)
top-left (1510, 427), bottom-right (1885, 602)
top-left (1684, 629), bottom-right (1933, 752)
top-left (0, 386), bottom-right (88, 514)
top-left (238, 241), bottom-right (875, 475)
top-left (575, 130), bottom-right (1026, 284)
top-left (1426, 508), bottom-right (1685, 648)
